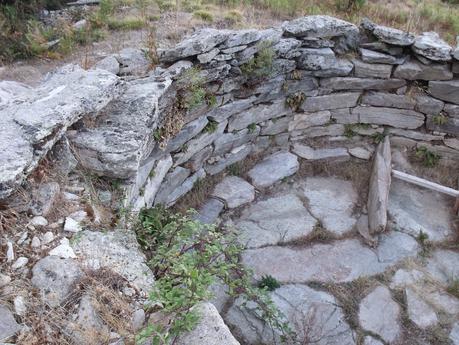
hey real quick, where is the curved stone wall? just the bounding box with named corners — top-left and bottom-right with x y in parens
top-left (1, 15), bottom-right (458, 208)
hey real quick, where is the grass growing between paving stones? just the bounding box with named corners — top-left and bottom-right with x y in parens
top-left (135, 206), bottom-right (294, 344)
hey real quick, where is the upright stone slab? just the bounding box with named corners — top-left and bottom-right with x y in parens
top-left (367, 136), bottom-right (391, 235)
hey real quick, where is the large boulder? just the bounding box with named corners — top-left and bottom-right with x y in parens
top-left (0, 65), bottom-right (120, 199)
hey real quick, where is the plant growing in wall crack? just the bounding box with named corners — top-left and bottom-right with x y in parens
top-left (135, 206), bottom-right (294, 345)
top-left (241, 41), bottom-right (275, 83)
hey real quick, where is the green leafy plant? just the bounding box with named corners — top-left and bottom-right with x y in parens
top-left (247, 123), bottom-right (257, 133)
top-left (371, 132), bottom-right (385, 144)
top-left (258, 275), bottom-right (281, 291)
top-left (344, 124), bottom-right (357, 138)
top-left (227, 162), bottom-right (241, 176)
top-left (241, 41), bottom-right (275, 81)
top-left (416, 146), bottom-right (441, 167)
top-left (178, 67), bottom-right (211, 110)
top-left (204, 119), bottom-right (218, 133)
top-left (432, 114), bottom-right (449, 126)
top-left (135, 206), bottom-right (294, 344)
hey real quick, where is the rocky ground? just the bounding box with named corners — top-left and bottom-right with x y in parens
top-left (204, 150), bottom-right (459, 345)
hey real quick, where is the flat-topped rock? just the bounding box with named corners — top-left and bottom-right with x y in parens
top-left (406, 288), bottom-right (438, 329)
top-left (388, 180), bottom-right (455, 242)
top-left (426, 249), bottom-right (459, 284)
top-left (300, 92), bottom-right (360, 112)
top-left (293, 144), bottom-right (349, 161)
top-left (360, 48), bottom-right (403, 64)
top-left (429, 80), bottom-right (459, 105)
top-left (248, 151), bottom-right (299, 188)
top-left (353, 59), bottom-right (393, 79)
top-left (302, 177), bottom-right (357, 235)
top-left (242, 235), bottom-right (416, 284)
top-left (412, 32), bottom-right (452, 62)
top-left (394, 59), bottom-right (453, 80)
top-left (369, 22), bottom-right (415, 46)
top-left (234, 194), bottom-right (316, 248)
top-left (159, 28), bottom-right (230, 62)
top-left (211, 176), bottom-right (255, 209)
top-left (353, 106), bottom-right (424, 129)
top-left (320, 77), bottom-right (406, 91)
top-left (226, 284), bottom-right (354, 345)
top-left (176, 303), bottom-right (239, 345)
top-left (0, 65), bottom-right (119, 199)
top-left (359, 286), bottom-right (401, 343)
top-left (72, 230), bottom-right (154, 295)
top-left (362, 91), bottom-right (415, 109)
top-left (282, 15), bottom-right (358, 40)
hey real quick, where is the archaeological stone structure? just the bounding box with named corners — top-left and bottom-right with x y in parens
top-left (1, 14), bottom-right (459, 345)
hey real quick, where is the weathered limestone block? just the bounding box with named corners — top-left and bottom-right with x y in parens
top-left (248, 151), bottom-right (299, 188)
top-left (387, 128), bottom-right (443, 141)
top-left (222, 29), bottom-right (261, 48)
top-left (0, 80), bottom-right (31, 107)
top-left (330, 108), bottom-right (359, 124)
top-left (429, 80), bottom-right (459, 105)
top-left (353, 59), bottom-right (392, 79)
top-left (308, 58), bottom-right (354, 77)
top-left (360, 41), bottom-right (404, 56)
top-left (299, 92), bottom-right (360, 112)
top-left (207, 97), bottom-right (255, 123)
top-left (293, 144), bottom-right (349, 161)
top-left (359, 286), bottom-right (401, 343)
top-left (426, 115), bottom-right (459, 136)
top-left (154, 166), bottom-right (190, 205)
top-left (176, 303), bottom-right (239, 345)
top-left (393, 59), bottom-right (453, 80)
top-left (142, 154), bottom-right (173, 207)
top-left (174, 120), bottom-right (227, 166)
top-left (234, 194), bottom-right (317, 248)
top-left (226, 284), bottom-right (354, 345)
top-left (159, 28), bottom-right (230, 62)
top-left (31, 256), bottom-right (83, 307)
top-left (206, 144), bottom-right (252, 175)
top-left (353, 106), bottom-right (425, 129)
top-left (0, 65), bottom-right (120, 199)
top-left (412, 32), bottom-right (452, 62)
top-left (288, 111), bottom-right (331, 131)
top-left (282, 15), bottom-right (359, 42)
top-left (367, 21), bottom-right (415, 46)
top-left (320, 77), bottom-right (406, 90)
top-left (228, 101), bottom-right (290, 131)
top-left (162, 169), bottom-right (206, 206)
top-left (185, 146), bottom-right (213, 172)
top-left (406, 288), bottom-right (438, 329)
top-left (72, 230), bottom-right (155, 296)
top-left (360, 48), bottom-right (404, 64)
top-left (296, 48), bottom-right (336, 70)
top-left (367, 136), bottom-right (391, 235)
top-left (195, 198), bottom-right (224, 225)
top-left (445, 103), bottom-right (459, 118)
top-left (362, 91), bottom-right (415, 109)
top-left (117, 48), bottom-right (150, 76)
top-left (260, 115), bottom-right (291, 135)
top-left (0, 304), bottom-right (22, 341)
top-left (213, 127), bottom-right (260, 155)
top-left (70, 74), bottom-right (172, 179)
top-left (414, 95), bottom-right (444, 115)
top-left (211, 176), bottom-right (254, 208)
top-left (164, 116), bottom-right (209, 153)
top-left (273, 38), bottom-right (302, 57)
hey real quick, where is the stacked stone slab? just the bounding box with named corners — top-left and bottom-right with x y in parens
top-left (0, 15), bottom-right (458, 211)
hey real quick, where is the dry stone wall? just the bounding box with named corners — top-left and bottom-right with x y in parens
top-left (1, 15), bottom-right (459, 210)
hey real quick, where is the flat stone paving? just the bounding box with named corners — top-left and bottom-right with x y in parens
top-left (216, 165), bottom-right (459, 345)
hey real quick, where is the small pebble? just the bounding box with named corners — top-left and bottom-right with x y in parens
top-left (48, 238), bottom-right (76, 259)
top-left (63, 192), bottom-right (80, 201)
top-left (69, 210), bottom-right (88, 222)
top-left (63, 217), bottom-right (82, 233)
top-left (42, 231), bottom-right (55, 244)
top-left (30, 216), bottom-right (48, 227)
top-left (12, 257), bottom-right (28, 269)
top-left (17, 232), bottom-right (28, 245)
top-left (31, 236), bottom-right (41, 248)
top-left (14, 296), bottom-right (27, 316)
top-left (0, 273), bottom-right (11, 288)
top-left (6, 241), bottom-right (14, 262)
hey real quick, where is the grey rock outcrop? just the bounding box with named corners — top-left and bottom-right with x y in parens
top-left (412, 32), bottom-right (452, 62)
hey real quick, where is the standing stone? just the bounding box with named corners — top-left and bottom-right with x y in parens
top-left (429, 80), bottom-right (459, 105)
top-left (412, 32), bottom-right (452, 62)
top-left (0, 305), bottom-right (21, 341)
top-left (406, 288), bottom-right (438, 329)
top-left (367, 136), bottom-right (391, 235)
top-left (359, 286), bottom-right (401, 343)
top-left (211, 176), bottom-right (255, 209)
top-left (248, 152), bottom-right (299, 188)
top-left (394, 59), bottom-right (453, 80)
